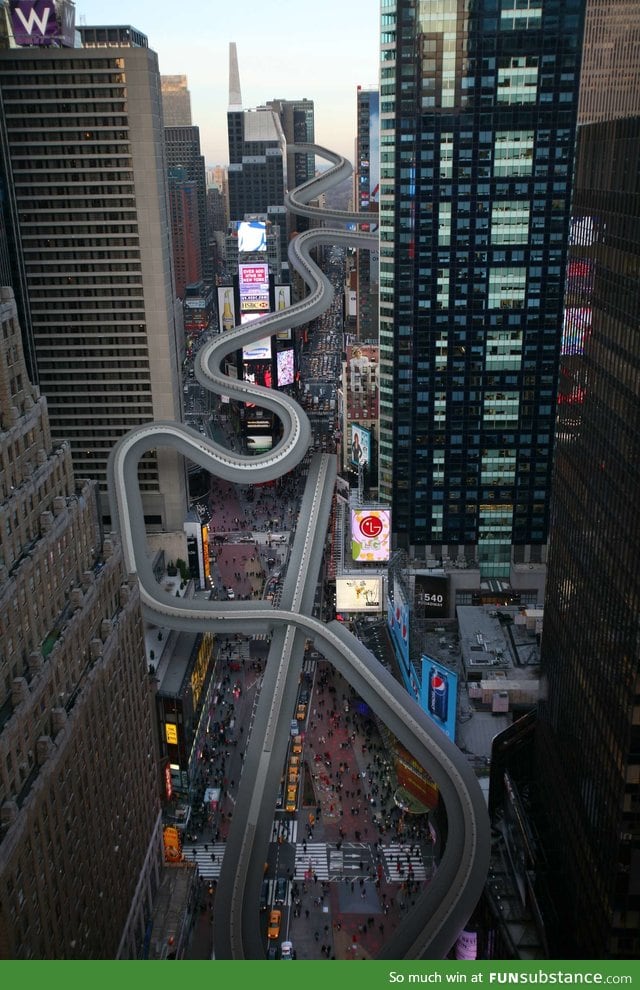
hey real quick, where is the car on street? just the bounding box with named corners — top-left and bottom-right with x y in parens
top-left (266, 942), bottom-right (278, 959)
top-left (226, 587), bottom-right (235, 600)
top-left (289, 719), bottom-right (298, 737)
top-left (291, 735), bottom-right (302, 755)
top-left (296, 703), bottom-right (307, 722)
top-left (285, 785), bottom-right (297, 813)
top-left (260, 879), bottom-right (269, 911)
top-left (280, 940), bottom-right (295, 960)
top-left (267, 909), bottom-right (281, 940)
top-left (299, 689), bottom-right (309, 705)
top-left (288, 754), bottom-right (300, 771)
top-left (274, 877), bottom-right (287, 904)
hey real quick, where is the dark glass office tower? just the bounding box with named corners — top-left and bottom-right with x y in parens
top-left (355, 86), bottom-right (380, 342)
top-left (378, 0), bottom-right (585, 576)
top-left (227, 45), bottom-right (288, 279)
top-left (534, 115), bottom-right (640, 960)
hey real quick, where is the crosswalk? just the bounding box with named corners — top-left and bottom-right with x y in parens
top-left (183, 842), bottom-right (227, 878)
top-left (294, 842), bottom-right (329, 880)
top-left (182, 837), bottom-right (427, 884)
top-left (380, 842), bottom-right (427, 882)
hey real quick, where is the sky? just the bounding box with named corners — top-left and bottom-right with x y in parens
top-left (75, 0), bottom-right (380, 165)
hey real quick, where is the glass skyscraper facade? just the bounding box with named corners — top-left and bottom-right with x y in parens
top-left (533, 115), bottom-right (640, 959)
top-left (378, 0), bottom-right (585, 576)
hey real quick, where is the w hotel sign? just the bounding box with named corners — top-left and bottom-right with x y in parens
top-left (9, 0), bottom-right (75, 47)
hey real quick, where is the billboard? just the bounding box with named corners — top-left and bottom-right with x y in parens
top-left (274, 285), bottom-right (292, 340)
top-left (243, 359), bottom-right (273, 388)
top-left (246, 434), bottom-right (273, 451)
top-left (420, 655), bottom-right (458, 741)
top-left (276, 348), bottom-right (295, 386)
top-left (414, 573), bottom-right (449, 619)
top-left (351, 508), bottom-right (390, 561)
top-left (238, 220), bottom-right (267, 252)
top-left (395, 743), bottom-right (438, 810)
top-left (163, 825), bottom-right (182, 863)
top-left (561, 306), bottom-right (591, 356)
top-left (218, 286), bottom-right (237, 332)
top-left (387, 578), bottom-right (410, 673)
top-left (238, 262), bottom-right (270, 312)
top-left (350, 423), bottom-right (371, 469)
top-left (335, 577), bottom-right (382, 612)
top-left (10, 0), bottom-right (75, 47)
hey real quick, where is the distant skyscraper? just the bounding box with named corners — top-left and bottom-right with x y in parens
top-left (167, 166), bottom-right (202, 299)
top-left (227, 44), bottom-right (288, 278)
top-left (378, 0), bottom-right (585, 578)
top-left (0, 29), bottom-right (187, 531)
top-left (265, 98), bottom-right (315, 189)
top-left (164, 126), bottom-right (210, 284)
top-left (532, 114), bottom-right (640, 960)
top-left (161, 74), bottom-right (193, 126)
top-left (0, 287), bottom-right (161, 958)
top-left (578, 0), bottom-right (640, 124)
top-left (354, 86), bottom-right (379, 341)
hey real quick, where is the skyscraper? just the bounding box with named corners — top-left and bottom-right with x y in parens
top-left (227, 44), bottom-right (288, 278)
top-left (164, 126), bottom-right (210, 285)
top-left (578, 0), bottom-right (640, 125)
top-left (532, 114), bottom-right (640, 960)
top-left (161, 74), bottom-right (192, 126)
top-left (377, 0), bottom-right (585, 577)
top-left (0, 27), bottom-right (187, 532)
top-left (265, 97), bottom-right (315, 190)
top-left (354, 86), bottom-right (380, 341)
top-left (0, 287), bottom-right (162, 958)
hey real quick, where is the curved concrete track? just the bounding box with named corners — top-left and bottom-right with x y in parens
top-left (107, 144), bottom-right (490, 959)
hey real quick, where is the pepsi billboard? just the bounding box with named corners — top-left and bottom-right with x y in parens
top-left (420, 655), bottom-right (457, 742)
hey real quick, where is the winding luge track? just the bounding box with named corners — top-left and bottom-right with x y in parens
top-left (107, 144), bottom-right (490, 959)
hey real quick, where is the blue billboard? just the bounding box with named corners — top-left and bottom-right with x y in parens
top-left (420, 656), bottom-right (458, 742)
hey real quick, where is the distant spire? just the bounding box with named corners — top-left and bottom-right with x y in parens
top-left (228, 42), bottom-right (242, 110)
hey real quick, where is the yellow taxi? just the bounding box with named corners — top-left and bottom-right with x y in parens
top-left (296, 702), bottom-right (307, 722)
top-left (267, 908), bottom-right (281, 940)
top-left (291, 735), bottom-right (302, 755)
top-left (285, 785), bottom-right (297, 813)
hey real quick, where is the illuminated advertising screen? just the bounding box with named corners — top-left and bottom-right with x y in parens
top-left (238, 262), bottom-right (270, 312)
top-left (238, 220), bottom-right (267, 252)
top-left (395, 743), bottom-right (438, 810)
top-left (351, 508), bottom-right (390, 561)
top-left (240, 312), bottom-right (273, 361)
top-left (414, 574), bottom-right (449, 619)
top-left (387, 578), bottom-right (410, 673)
top-left (350, 424), bottom-right (371, 469)
top-left (562, 307), bottom-right (591, 356)
top-left (276, 348), bottom-right (294, 386)
top-left (246, 434), bottom-right (273, 451)
top-left (420, 655), bottom-right (458, 742)
top-left (218, 286), bottom-right (237, 332)
top-left (163, 825), bottom-right (182, 863)
top-left (274, 285), bottom-right (292, 340)
top-left (243, 360), bottom-right (273, 388)
top-left (335, 577), bottom-right (382, 612)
